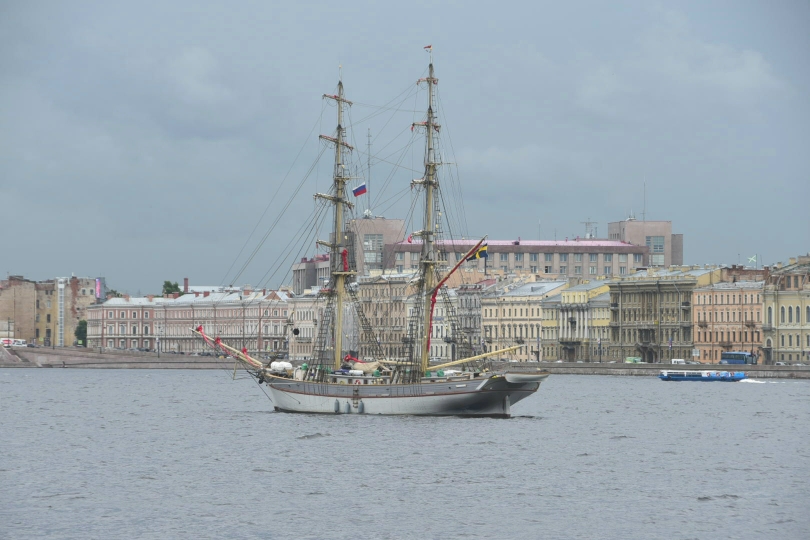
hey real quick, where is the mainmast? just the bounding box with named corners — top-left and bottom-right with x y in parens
top-left (317, 78), bottom-right (355, 370)
top-left (412, 57), bottom-right (441, 373)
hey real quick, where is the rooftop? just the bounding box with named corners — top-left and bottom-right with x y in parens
top-left (694, 281), bottom-right (765, 292)
top-left (394, 239), bottom-right (639, 248)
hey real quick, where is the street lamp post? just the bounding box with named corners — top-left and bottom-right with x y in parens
top-left (598, 336), bottom-right (602, 363)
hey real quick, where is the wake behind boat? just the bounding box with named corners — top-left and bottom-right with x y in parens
top-left (658, 370), bottom-right (747, 382)
top-left (194, 50), bottom-right (548, 417)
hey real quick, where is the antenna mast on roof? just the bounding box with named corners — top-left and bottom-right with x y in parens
top-left (643, 179), bottom-right (646, 222)
top-left (581, 218), bottom-right (598, 239)
top-left (367, 127), bottom-right (372, 214)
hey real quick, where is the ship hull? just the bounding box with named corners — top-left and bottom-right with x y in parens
top-left (265, 373), bottom-right (547, 417)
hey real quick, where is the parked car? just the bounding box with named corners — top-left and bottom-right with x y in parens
top-left (775, 362), bottom-right (786, 366)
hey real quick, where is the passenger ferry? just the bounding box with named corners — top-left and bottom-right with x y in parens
top-left (658, 370), bottom-right (747, 382)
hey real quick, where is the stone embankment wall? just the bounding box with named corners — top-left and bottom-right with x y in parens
top-left (3, 347), bottom-right (226, 370)
top-left (495, 361), bottom-right (810, 379)
top-left (3, 348), bottom-right (809, 379)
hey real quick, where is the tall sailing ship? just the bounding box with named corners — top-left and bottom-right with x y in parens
top-left (195, 52), bottom-right (549, 417)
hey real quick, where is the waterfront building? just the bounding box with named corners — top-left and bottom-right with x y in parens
top-left (351, 216), bottom-right (406, 275)
top-left (693, 280), bottom-right (765, 363)
top-left (87, 295), bottom-right (170, 350)
top-left (762, 255), bottom-right (810, 365)
top-left (387, 239), bottom-right (647, 279)
top-left (481, 278), bottom-right (568, 362)
top-left (555, 280), bottom-right (612, 362)
top-left (87, 289), bottom-right (292, 355)
top-left (539, 280), bottom-right (611, 362)
top-left (608, 267), bottom-right (721, 363)
top-left (287, 290), bottom-right (321, 362)
top-left (540, 293), bottom-right (562, 360)
top-left (291, 255), bottom-right (331, 296)
top-left (456, 282), bottom-right (489, 359)
top-left (355, 269), bottom-right (490, 364)
top-left (356, 270), bottom-right (415, 362)
top-left (291, 216), bottom-right (406, 295)
top-left (607, 218), bottom-right (683, 267)
top-left (1, 275), bottom-right (102, 347)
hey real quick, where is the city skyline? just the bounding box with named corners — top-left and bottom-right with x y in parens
top-left (2, 1), bottom-right (808, 294)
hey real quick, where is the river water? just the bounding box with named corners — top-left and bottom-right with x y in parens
top-left (1, 369), bottom-right (808, 540)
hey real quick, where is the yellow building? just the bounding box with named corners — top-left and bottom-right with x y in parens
top-left (762, 255), bottom-right (810, 365)
top-left (542, 280), bottom-right (611, 362)
top-left (481, 278), bottom-right (568, 362)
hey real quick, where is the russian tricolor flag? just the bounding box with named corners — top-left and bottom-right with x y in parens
top-left (352, 183), bottom-right (367, 197)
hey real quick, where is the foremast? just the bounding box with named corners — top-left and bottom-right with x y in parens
top-left (412, 59), bottom-right (441, 374)
top-left (317, 79), bottom-right (355, 371)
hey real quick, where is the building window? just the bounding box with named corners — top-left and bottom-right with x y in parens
top-left (604, 266), bottom-right (612, 275)
top-left (544, 266), bottom-right (552, 273)
top-left (574, 266), bottom-right (582, 274)
top-left (545, 253), bottom-right (553, 262)
top-left (560, 254), bottom-right (568, 262)
top-left (144, 325), bottom-right (149, 335)
top-left (604, 254), bottom-right (612, 262)
top-left (515, 253), bottom-right (524, 262)
top-left (781, 335), bottom-right (785, 346)
top-left (396, 252), bottom-right (403, 261)
top-left (573, 253), bottom-right (582, 262)
top-left (646, 235), bottom-right (665, 253)
top-left (619, 266), bottom-right (627, 275)
top-left (589, 254), bottom-right (598, 262)
top-left (796, 306), bottom-right (801, 324)
top-left (780, 307), bottom-right (785, 323)
top-left (132, 311), bottom-right (138, 318)
top-left (499, 253), bottom-right (508, 262)
top-left (46, 314), bottom-right (51, 323)
top-left (589, 266), bottom-right (596, 275)
top-left (619, 254), bottom-right (627, 263)
top-left (144, 312), bottom-right (149, 319)
top-left (633, 254), bottom-right (643, 263)
top-left (530, 266), bottom-right (537, 273)
top-left (132, 326), bottom-right (138, 335)
top-left (530, 253), bottom-right (538, 262)
top-left (560, 266), bottom-right (567, 274)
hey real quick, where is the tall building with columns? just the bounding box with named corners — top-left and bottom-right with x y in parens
top-left (481, 279), bottom-right (568, 362)
top-left (556, 280), bottom-right (611, 362)
top-left (762, 254), bottom-right (810, 365)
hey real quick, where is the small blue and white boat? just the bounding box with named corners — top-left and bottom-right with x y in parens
top-left (658, 370), bottom-right (747, 382)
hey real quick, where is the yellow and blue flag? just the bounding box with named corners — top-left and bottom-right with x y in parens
top-left (466, 244), bottom-right (488, 261)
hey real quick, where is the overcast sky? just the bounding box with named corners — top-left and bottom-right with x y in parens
top-left (2, 0), bottom-right (808, 294)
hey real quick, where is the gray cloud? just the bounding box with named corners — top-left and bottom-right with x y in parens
top-left (1, 0), bottom-right (807, 292)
